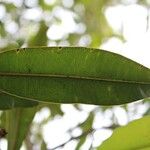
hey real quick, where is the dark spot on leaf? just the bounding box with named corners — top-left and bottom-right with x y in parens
top-left (58, 47), bottom-right (62, 50)
top-left (16, 49), bottom-right (20, 53)
top-left (28, 68), bottom-right (31, 73)
top-left (0, 128), bottom-right (7, 138)
top-left (56, 47), bottom-right (63, 53)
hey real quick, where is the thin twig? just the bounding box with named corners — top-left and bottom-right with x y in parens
top-left (48, 125), bottom-right (118, 150)
top-left (48, 128), bottom-right (94, 150)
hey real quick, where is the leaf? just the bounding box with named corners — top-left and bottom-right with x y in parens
top-left (48, 104), bottom-right (64, 117)
top-left (41, 140), bottom-right (47, 150)
top-left (39, 0), bottom-right (53, 10)
top-left (76, 0), bottom-right (113, 46)
top-left (6, 107), bottom-right (37, 150)
top-left (28, 21), bottom-right (48, 47)
top-left (0, 93), bottom-right (38, 110)
top-left (76, 113), bottom-right (94, 150)
top-left (0, 47), bottom-right (150, 109)
top-left (98, 116), bottom-right (150, 150)
top-left (0, 22), bottom-right (6, 37)
top-left (76, 136), bottom-right (86, 150)
top-left (80, 112), bottom-right (94, 132)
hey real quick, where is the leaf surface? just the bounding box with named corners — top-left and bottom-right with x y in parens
top-left (98, 116), bottom-right (150, 150)
top-left (6, 107), bottom-right (37, 150)
top-left (0, 47), bottom-right (150, 109)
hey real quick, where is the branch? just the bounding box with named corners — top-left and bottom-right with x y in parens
top-left (48, 124), bottom-right (119, 150)
top-left (48, 128), bottom-right (94, 150)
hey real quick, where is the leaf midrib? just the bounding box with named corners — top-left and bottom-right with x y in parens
top-left (0, 72), bottom-right (149, 85)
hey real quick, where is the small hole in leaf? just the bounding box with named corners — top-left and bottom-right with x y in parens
top-left (28, 68), bottom-right (31, 73)
top-left (58, 47), bottom-right (62, 50)
top-left (16, 49), bottom-right (20, 54)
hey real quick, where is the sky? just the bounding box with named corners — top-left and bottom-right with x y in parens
top-left (101, 4), bottom-right (150, 68)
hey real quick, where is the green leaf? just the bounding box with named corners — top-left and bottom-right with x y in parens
top-left (76, 136), bottom-right (86, 150)
top-left (0, 22), bottom-right (6, 37)
top-left (48, 104), bottom-right (63, 117)
top-left (6, 107), bottom-right (37, 150)
top-left (0, 93), bottom-right (38, 110)
top-left (41, 140), bottom-right (47, 150)
top-left (39, 0), bottom-right (53, 10)
top-left (0, 47), bottom-right (150, 109)
top-left (77, 0), bottom-right (113, 46)
top-left (28, 21), bottom-right (48, 47)
top-left (98, 116), bottom-right (150, 150)
top-left (76, 113), bottom-right (94, 150)
top-left (80, 112), bottom-right (94, 131)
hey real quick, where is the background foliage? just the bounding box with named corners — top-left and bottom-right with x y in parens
top-left (0, 0), bottom-right (150, 150)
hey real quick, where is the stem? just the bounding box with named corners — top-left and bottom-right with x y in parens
top-left (6, 108), bottom-right (22, 150)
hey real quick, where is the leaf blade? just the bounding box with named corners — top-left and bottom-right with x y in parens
top-left (98, 116), bottom-right (150, 150)
top-left (0, 47), bottom-right (150, 109)
top-left (6, 107), bottom-right (37, 150)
